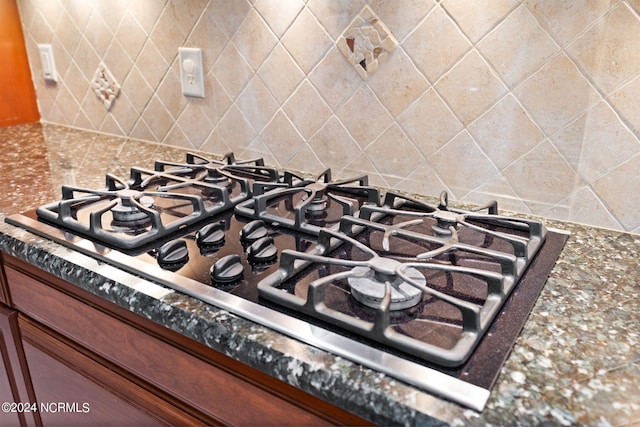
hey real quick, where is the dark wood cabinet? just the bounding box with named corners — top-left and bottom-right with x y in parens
top-left (0, 252), bottom-right (368, 426)
top-left (0, 304), bottom-right (38, 427)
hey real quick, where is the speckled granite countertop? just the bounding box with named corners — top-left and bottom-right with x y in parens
top-left (0, 123), bottom-right (638, 426)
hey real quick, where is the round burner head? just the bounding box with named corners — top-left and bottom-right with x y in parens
top-left (111, 192), bottom-right (154, 223)
top-left (348, 265), bottom-right (424, 311)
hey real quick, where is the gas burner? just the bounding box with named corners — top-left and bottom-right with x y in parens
top-left (348, 263), bottom-right (424, 310)
top-left (154, 152), bottom-right (288, 197)
top-left (259, 196), bottom-right (548, 367)
top-left (35, 169), bottom-right (239, 250)
top-left (234, 169), bottom-right (381, 235)
top-left (110, 189), bottom-right (155, 224)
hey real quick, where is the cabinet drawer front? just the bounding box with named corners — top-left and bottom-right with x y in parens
top-left (4, 264), bottom-right (344, 426)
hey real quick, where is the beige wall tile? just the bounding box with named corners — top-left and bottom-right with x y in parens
top-left (18, 0), bottom-right (640, 234)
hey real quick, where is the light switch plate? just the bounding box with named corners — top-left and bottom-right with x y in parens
top-left (37, 44), bottom-right (58, 82)
top-left (178, 47), bottom-right (205, 98)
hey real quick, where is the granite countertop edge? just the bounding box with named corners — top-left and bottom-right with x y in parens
top-left (0, 219), bottom-right (451, 426)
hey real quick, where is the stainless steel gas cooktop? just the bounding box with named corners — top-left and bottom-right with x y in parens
top-left (6, 151), bottom-right (569, 411)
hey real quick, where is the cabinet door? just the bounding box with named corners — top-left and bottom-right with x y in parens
top-left (18, 316), bottom-right (201, 427)
top-left (0, 304), bottom-right (39, 427)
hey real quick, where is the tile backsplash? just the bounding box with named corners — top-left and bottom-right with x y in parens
top-left (17, 0), bottom-right (640, 234)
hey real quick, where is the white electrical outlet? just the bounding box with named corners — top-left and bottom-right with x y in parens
top-left (37, 44), bottom-right (58, 82)
top-left (178, 47), bottom-right (204, 98)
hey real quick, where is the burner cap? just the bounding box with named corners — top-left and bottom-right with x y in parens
top-left (111, 191), bottom-right (154, 223)
top-left (348, 265), bottom-right (424, 311)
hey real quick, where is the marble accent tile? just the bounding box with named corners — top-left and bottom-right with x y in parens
top-left (567, 3), bottom-right (640, 93)
top-left (478, 5), bottom-right (558, 88)
top-left (232, 9), bottom-right (278, 71)
top-left (365, 123), bottom-right (422, 177)
top-left (441, 0), bottom-right (518, 43)
top-left (403, 6), bottom-right (470, 84)
top-left (552, 101), bottom-right (640, 183)
top-left (336, 84), bottom-right (393, 146)
top-left (254, 0), bottom-right (304, 38)
top-left (309, 116), bottom-right (362, 173)
top-left (592, 154), bottom-right (640, 230)
top-left (435, 50), bottom-right (507, 125)
top-left (429, 131), bottom-right (499, 198)
top-left (90, 62), bottom-right (120, 111)
top-left (337, 6), bottom-right (398, 80)
top-left (468, 94), bottom-right (545, 170)
top-left (258, 44), bottom-right (305, 104)
top-left (368, 48), bottom-right (428, 117)
top-left (502, 140), bottom-right (582, 213)
top-left (397, 88), bottom-right (463, 157)
top-left (281, 8), bottom-right (333, 74)
top-left (514, 54), bottom-right (599, 135)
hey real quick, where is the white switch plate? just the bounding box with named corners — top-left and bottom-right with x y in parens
top-left (37, 44), bottom-right (58, 82)
top-left (178, 47), bottom-right (204, 98)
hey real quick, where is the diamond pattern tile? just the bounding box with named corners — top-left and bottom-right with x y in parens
top-left (281, 8), bottom-right (332, 74)
top-left (478, 5), bottom-right (558, 88)
top-left (567, 4), bottom-right (640, 93)
top-left (19, 0), bottom-right (640, 234)
top-left (593, 154), bottom-right (640, 230)
top-left (309, 116), bottom-right (361, 172)
top-left (551, 102), bottom-right (640, 183)
top-left (435, 50), bottom-right (507, 125)
top-left (403, 6), bottom-right (471, 84)
top-left (429, 131), bottom-right (499, 199)
top-left (232, 9), bottom-right (278, 71)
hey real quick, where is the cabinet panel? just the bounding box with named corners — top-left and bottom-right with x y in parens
top-left (2, 256), bottom-right (367, 426)
top-left (19, 317), bottom-right (195, 427)
top-left (0, 304), bottom-right (38, 427)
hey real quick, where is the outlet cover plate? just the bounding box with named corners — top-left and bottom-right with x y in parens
top-left (178, 47), bottom-right (205, 98)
